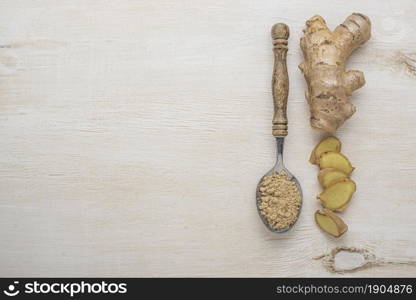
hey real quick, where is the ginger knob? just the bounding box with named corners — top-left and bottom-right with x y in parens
top-left (299, 13), bottom-right (371, 133)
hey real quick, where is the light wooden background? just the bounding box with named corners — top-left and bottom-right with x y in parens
top-left (1, 0), bottom-right (415, 277)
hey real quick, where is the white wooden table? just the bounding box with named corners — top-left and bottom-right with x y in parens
top-left (1, 0), bottom-right (415, 277)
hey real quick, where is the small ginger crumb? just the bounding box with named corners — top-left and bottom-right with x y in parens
top-left (258, 171), bottom-right (301, 230)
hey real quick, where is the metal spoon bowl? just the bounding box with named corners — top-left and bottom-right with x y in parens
top-left (256, 137), bottom-right (303, 233)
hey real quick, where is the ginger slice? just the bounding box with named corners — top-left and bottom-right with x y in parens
top-left (310, 136), bottom-right (341, 165)
top-left (318, 168), bottom-right (348, 188)
top-left (315, 209), bottom-right (348, 237)
top-left (318, 152), bottom-right (354, 175)
top-left (318, 178), bottom-right (356, 211)
top-left (336, 203), bottom-right (348, 212)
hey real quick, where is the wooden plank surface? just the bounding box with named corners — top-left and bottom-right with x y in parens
top-left (0, 0), bottom-right (415, 277)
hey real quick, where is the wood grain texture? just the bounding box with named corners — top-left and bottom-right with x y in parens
top-left (0, 0), bottom-right (415, 277)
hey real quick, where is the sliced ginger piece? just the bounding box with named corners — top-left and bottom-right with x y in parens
top-left (336, 203), bottom-right (348, 212)
top-left (310, 136), bottom-right (341, 164)
top-left (318, 168), bottom-right (348, 188)
top-left (315, 208), bottom-right (348, 237)
top-left (318, 151), bottom-right (354, 175)
top-left (318, 178), bottom-right (356, 211)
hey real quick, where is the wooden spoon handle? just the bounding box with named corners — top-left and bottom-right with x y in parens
top-left (271, 23), bottom-right (289, 137)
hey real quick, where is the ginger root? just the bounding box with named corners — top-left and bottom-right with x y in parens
top-left (318, 152), bottom-right (354, 175)
top-left (315, 209), bottom-right (348, 237)
top-left (299, 13), bottom-right (371, 132)
top-left (310, 136), bottom-right (341, 164)
top-left (318, 178), bottom-right (356, 211)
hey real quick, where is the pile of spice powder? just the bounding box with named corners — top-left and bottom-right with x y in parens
top-left (258, 171), bottom-right (301, 230)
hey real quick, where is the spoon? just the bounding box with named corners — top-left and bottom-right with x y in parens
top-left (256, 23), bottom-right (303, 233)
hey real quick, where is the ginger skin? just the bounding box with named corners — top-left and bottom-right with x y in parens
top-left (299, 13), bottom-right (371, 132)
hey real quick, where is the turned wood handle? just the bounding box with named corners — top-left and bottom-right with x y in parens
top-left (271, 23), bottom-right (289, 137)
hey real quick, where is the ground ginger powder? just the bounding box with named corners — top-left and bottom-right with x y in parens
top-left (258, 171), bottom-right (301, 230)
